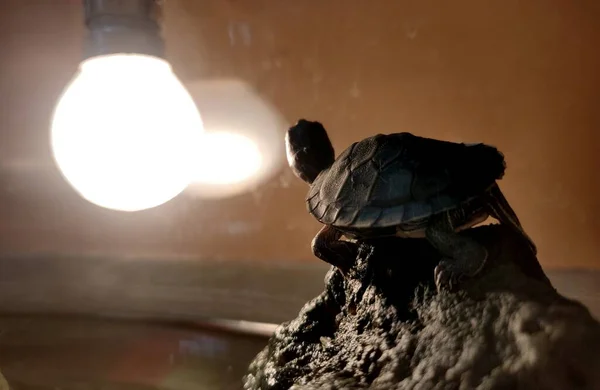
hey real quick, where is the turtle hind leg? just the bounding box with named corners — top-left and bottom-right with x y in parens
top-left (485, 184), bottom-right (553, 285)
top-left (486, 183), bottom-right (537, 255)
top-left (312, 225), bottom-right (359, 274)
top-left (425, 211), bottom-right (488, 292)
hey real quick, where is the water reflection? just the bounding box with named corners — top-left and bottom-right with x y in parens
top-left (0, 316), bottom-right (268, 389)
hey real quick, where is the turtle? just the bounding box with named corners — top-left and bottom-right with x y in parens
top-left (285, 119), bottom-right (537, 291)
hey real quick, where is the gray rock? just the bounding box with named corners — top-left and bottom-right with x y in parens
top-left (244, 225), bottom-right (600, 390)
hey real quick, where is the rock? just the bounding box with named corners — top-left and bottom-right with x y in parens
top-left (243, 225), bottom-right (600, 390)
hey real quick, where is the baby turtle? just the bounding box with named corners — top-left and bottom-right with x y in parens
top-left (285, 119), bottom-right (536, 291)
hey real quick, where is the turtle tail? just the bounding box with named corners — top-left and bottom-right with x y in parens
top-left (452, 143), bottom-right (506, 195)
top-left (465, 143), bottom-right (506, 181)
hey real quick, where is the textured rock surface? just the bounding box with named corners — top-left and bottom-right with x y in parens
top-left (244, 225), bottom-right (600, 390)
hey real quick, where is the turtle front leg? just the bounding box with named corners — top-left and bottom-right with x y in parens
top-left (312, 225), bottom-right (358, 274)
top-left (425, 211), bottom-right (488, 292)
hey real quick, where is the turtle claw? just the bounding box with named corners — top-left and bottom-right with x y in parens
top-left (311, 225), bottom-right (358, 275)
top-left (434, 259), bottom-right (465, 293)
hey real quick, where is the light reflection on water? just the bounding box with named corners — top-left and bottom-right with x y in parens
top-left (179, 335), bottom-right (229, 358)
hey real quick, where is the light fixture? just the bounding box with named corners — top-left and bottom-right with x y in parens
top-left (50, 0), bottom-right (203, 212)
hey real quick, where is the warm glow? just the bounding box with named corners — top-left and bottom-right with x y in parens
top-left (191, 131), bottom-right (262, 185)
top-left (50, 54), bottom-right (203, 212)
top-left (184, 79), bottom-right (287, 199)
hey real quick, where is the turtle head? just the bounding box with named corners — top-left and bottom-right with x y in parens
top-left (285, 119), bottom-right (335, 184)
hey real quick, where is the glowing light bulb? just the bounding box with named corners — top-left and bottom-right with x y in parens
top-left (50, 54), bottom-right (203, 211)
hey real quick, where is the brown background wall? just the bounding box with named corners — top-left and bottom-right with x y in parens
top-left (0, 0), bottom-right (598, 269)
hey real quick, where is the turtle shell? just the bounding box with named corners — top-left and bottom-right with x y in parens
top-left (306, 132), bottom-right (506, 230)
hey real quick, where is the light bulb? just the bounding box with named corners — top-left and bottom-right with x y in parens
top-left (50, 54), bottom-right (203, 212)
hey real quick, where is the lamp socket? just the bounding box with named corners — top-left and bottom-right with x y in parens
top-left (82, 0), bottom-right (165, 60)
